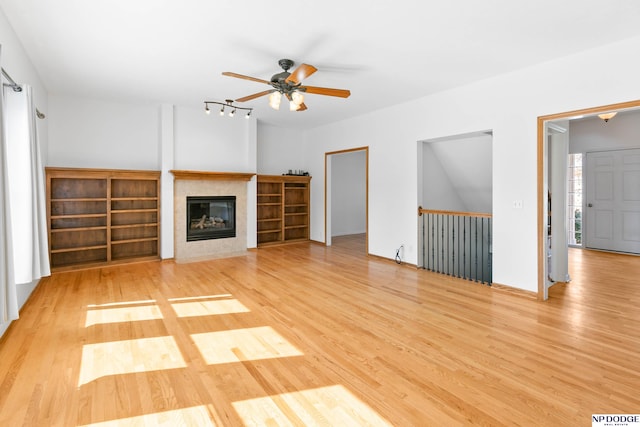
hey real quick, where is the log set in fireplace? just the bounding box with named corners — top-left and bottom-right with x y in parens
top-left (186, 196), bottom-right (236, 241)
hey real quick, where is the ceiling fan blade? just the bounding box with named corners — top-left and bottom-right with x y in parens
top-left (235, 90), bottom-right (274, 102)
top-left (301, 85), bottom-right (351, 98)
top-left (222, 72), bottom-right (270, 85)
top-left (296, 103), bottom-right (308, 111)
top-left (285, 64), bottom-right (318, 85)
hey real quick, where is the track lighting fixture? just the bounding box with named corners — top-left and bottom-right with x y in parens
top-left (203, 99), bottom-right (253, 118)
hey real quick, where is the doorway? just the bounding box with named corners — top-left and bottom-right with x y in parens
top-left (324, 147), bottom-right (368, 252)
top-left (537, 100), bottom-right (640, 301)
top-left (417, 131), bottom-right (493, 271)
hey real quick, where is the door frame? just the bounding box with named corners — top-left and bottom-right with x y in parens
top-left (324, 147), bottom-right (369, 251)
top-left (537, 99), bottom-right (640, 301)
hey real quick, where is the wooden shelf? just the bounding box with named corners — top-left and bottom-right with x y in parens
top-left (51, 244), bottom-right (108, 254)
top-left (51, 198), bottom-right (107, 202)
top-left (111, 237), bottom-right (159, 245)
top-left (51, 226), bottom-right (107, 233)
top-left (111, 197), bottom-right (158, 201)
top-left (111, 209), bottom-right (158, 213)
top-left (111, 223), bottom-right (158, 229)
top-left (50, 213), bottom-right (107, 219)
top-left (46, 167), bottom-right (161, 271)
top-left (256, 175), bottom-right (310, 246)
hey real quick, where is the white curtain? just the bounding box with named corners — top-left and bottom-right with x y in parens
top-left (5, 84), bottom-right (50, 286)
top-left (24, 85), bottom-right (50, 281)
top-left (0, 47), bottom-right (19, 323)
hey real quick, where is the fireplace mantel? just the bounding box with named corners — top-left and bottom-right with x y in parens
top-left (170, 170), bottom-right (255, 181)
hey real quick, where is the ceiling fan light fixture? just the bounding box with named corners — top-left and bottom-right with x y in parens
top-left (597, 112), bottom-right (617, 122)
top-left (289, 101), bottom-right (300, 111)
top-left (291, 91), bottom-right (304, 105)
top-left (269, 91), bottom-right (282, 110)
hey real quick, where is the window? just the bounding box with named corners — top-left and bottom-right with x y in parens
top-left (567, 153), bottom-right (582, 246)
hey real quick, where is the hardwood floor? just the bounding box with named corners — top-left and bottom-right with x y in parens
top-left (0, 237), bottom-right (638, 426)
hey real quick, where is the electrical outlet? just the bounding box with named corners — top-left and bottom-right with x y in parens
top-left (513, 200), bottom-right (523, 209)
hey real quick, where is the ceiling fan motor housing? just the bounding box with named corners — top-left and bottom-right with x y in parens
top-left (270, 59), bottom-right (304, 94)
top-left (270, 71), bottom-right (291, 84)
top-left (271, 59), bottom-right (295, 85)
top-left (278, 58), bottom-right (294, 71)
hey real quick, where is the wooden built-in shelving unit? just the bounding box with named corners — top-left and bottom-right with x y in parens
top-left (257, 175), bottom-right (311, 246)
top-left (46, 167), bottom-right (161, 271)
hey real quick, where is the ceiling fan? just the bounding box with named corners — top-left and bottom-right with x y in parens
top-left (222, 59), bottom-right (351, 111)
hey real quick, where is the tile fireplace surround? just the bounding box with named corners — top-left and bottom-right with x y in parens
top-left (170, 170), bottom-right (255, 262)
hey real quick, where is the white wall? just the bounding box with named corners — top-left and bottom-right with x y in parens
top-left (570, 111), bottom-right (640, 153)
top-left (331, 150), bottom-right (366, 236)
top-left (257, 122), bottom-right (306, 175)
top-left (174, 105), bottom-right (254, 172)
top-left (427, 135), bottom-right (493, 213)
top-left (47, 95), bottom-right (160, 169)
top-left (422, 142), bottom-right (466, 211)
top-left (1, 7), bottom-right (49, 337)
top-left (304, 35), bottom-right (640, 293)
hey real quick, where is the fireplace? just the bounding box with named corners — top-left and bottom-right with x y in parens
top-left (186, 196), bottom-right (236, 241)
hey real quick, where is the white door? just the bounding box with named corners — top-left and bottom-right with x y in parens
top-left (585, 149), bottom-right (640, 254)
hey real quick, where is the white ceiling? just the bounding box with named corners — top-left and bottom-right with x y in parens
top-left (2, 0), bottom-right (640, 129)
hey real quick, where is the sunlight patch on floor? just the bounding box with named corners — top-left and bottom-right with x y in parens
top-left (167, 294), bottom-right (233, 302)
top-left (191, 326), bottom-right (303, 365)
top-left (85, 305), bottom-right (163, 327)
top-left (78, 336), bottom-right (187, 386)
top-left (171, 299), bottom-right (250, 318)
top-left (232, 384), bottom-right (392, 427)
top-left (87, 299), bottom-right (156, 308)
top-left (78, 405), bottom-right (217, 426)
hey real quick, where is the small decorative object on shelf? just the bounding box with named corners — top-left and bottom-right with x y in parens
top-left (284, 169), bottom-right (309, 176)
